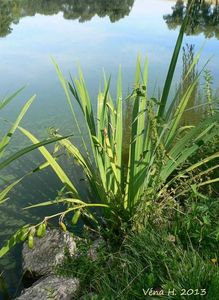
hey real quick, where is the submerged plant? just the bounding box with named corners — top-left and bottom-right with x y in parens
top-left (0, 90), bottom-right (68, 206)
top-left (0, 89), bottom-right (37, 204)
top-left (0, 4), bottom-right (218, 256)
top-left (0, 91), bottom-right (71, 257)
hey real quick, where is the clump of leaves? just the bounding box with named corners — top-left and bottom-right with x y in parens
top-left (1, 3), bottom-right (219, 256)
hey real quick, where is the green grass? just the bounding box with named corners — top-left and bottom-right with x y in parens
top-left (57, 203), bottom-right (219, 300)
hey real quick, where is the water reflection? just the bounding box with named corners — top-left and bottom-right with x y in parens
top-left (164, 0), bottom-right (219, 39)
top-left (178, 43), bottom-right (201, 124)
top-left (0, 0), bottom-right (134, 37)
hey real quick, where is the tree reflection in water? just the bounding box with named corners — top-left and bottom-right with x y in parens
top-left (164, 0), bottom-right (219, 39)
top-left (179, 44), bottom-right (201, 125)
top-left (0, 0), bottom-right (134, 37)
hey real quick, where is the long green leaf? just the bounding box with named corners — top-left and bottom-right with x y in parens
top-left (0, 96), bottom-right (36, 157)
top-left (158, 5), bottom-right (191, 119)
top-left (52, 58), bottom-right (92, 163)
top-left (0, 87), bottom-right (25, 111)
top-left (18, 126), bottom-right (79, 196)
top-left (0, 178), bottom-right (22, 204)
top-left (0, 136), bottom-right (69, 171)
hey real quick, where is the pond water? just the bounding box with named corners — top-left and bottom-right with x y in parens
top-left (0, 0), bottom-right (219, 297)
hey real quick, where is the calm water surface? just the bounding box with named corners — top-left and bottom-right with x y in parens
top-left (0, 0), bottom-right (219, 297)
top-left (0, 0), bottom-right (219, 123)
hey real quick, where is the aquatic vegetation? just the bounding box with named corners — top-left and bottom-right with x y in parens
top-left (0, 4), bottom-right (219, 259)
top-left (0, 90), bottom-right (69, 205)
top-left (0, 89), bottom-right (35, 204)
top-left (0, 272), bottom-right (10, 300)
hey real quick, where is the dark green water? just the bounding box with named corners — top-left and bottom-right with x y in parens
top-left (0, 0), bottom-right (219, 297)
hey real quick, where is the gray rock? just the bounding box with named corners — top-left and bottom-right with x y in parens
top-left (16, 275), bottom-right (80, 300)
top-left (22, 229), bottom-right (77, 276)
